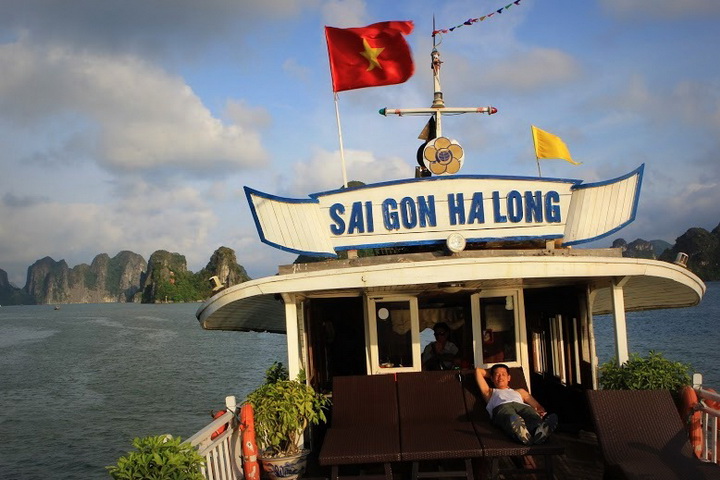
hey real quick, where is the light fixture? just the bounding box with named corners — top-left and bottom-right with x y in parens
top-left (446, 233), bottom-right (466, 253)
top-left (438, 282), bottom-right (466, 293)
top-left (674, 252), bottom-right (689, 267)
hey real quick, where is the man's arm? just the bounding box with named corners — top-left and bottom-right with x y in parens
top-left (517, 388), bottom-right (547, 417)
top-left (475, 368), bottom-right (492, 402)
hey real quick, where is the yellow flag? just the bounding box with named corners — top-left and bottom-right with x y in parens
top-left (531, 125), bottom-right (581, 165)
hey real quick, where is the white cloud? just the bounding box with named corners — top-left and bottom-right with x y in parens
top-left (0, 179), bottom-right (218, 286)
top-left (285, 148), bottom-right (413, 195)
top-left (0, 1), bottom-right (319, 59)
top-left (0, 41), bottom-right (269, 175)
top-left (282, 58), bottom-right (312, 83)
top-left (476, 48), bottom-right (582, 93)
top-left (321, 0), bottom-right (368, 27)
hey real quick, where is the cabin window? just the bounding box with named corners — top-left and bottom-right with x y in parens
top-left (473, 291), bottom-right (525, 367)
top-left (550, 315), bottom-right (567, 383)
top-left (367, 296), bottom-right (420, 374)
top-left (535, 313), bottom-right (584, 386)
top-left (532, 331), bottom-right (546, 374)
top-left (418, 295), bottom-right (472, 370)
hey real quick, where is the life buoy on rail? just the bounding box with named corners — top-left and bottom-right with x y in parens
top-left (210, 410), bottom-right (229, 440)
top-left (240, 404), bottom-right (260, 480)
top-left (680, 385), bottom-right (703, 459)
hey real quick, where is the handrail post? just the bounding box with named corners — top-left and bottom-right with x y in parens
top-left (693, 373), bottom-right (703, 389)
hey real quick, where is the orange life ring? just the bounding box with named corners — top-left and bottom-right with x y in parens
top-left (210, 410), bottom-right (228, 440)
top-left (240, 404), bottom-right (260, 480)
top-left (680, 385), bottom-right (703, 459)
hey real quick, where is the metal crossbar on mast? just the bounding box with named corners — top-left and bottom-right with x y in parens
top-left (379, 43), bottom-right (496, 139)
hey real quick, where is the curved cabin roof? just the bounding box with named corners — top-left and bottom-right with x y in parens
top-left (196, 248), bottom-right (706, 333)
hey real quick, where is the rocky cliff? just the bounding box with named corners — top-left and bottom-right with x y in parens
top-left (614, 223), bottom-right (720, 281)
top-left (24, 251), bottom-right (146, 304)
top-left (1, 246), bottom-right (250, 305)
top-left (139, 250), bottom-right (189, 303)
top-left (611, 238), bottom-right (672, 259)
top-left (197, 246), bottom-right (250, 288)
top-left (658, 225), bottom-right (720, 280)
top-left (0, 269), bottom-right (34, 305)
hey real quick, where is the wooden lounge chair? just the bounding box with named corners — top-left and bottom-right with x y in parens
top-left (318, 374), bottom-right (401, 480)
top-left (396, 370), bottom-right (483, 480)
top-left (459, 368), bottom-right (564, 479)
top-left (587, 389), bottom-right (720, 480)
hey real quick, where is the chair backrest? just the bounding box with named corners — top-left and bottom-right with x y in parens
top-left (586, 389), bottom-right (697, 467)
top-left (396, 370), bottom-right (468, 424)
top-left (330, 374), bottom-right (398, 429)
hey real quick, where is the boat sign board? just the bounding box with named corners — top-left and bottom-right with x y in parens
top-left (245, 165), bottom-right (643, 256)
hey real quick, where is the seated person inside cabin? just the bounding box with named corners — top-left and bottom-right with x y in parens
top-left (475, 364), bottom-right (558, 445)
top-left (421, 322), bottom-right (460, 370)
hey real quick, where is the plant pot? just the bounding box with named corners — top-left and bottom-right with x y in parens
top-left (259, 450), bottom-right (309, 480)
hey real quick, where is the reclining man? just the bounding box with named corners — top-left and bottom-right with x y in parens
top-left (476, 364), bottom-right (558, 445)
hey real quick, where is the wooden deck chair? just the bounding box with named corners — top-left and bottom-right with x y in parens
top-left (587, 389), bottom-right (720, 480)
top-left (318, 374), bottom-right (401, 480)
top-left (396, 370), bottom-right (484, 480)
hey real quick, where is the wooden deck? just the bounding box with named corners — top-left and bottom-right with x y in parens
top-left (537, 431), bottom-right (604, 480)
top-left (306, 430), bottom-right (605, 480)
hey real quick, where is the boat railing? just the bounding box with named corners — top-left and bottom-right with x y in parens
top-left (694, 374), bottom-right (720, 464)
top-left (187, 395), bottom-right (243, 480)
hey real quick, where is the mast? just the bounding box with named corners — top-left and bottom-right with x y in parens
top-left (379, 38), bottom-right (497, 176)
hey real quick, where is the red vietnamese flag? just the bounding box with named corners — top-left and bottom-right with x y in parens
top-left (325, 21), bottom-right (414, 92)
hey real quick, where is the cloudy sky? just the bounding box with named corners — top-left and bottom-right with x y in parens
top-left (1, 0), bottom-right (719, 286)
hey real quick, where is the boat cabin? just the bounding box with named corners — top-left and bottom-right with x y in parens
top-left (197, 239), bottom-right (704, 431)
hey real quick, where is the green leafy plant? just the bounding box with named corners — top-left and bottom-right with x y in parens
top-left (599, 350), bottom-right (692, 394)
top-left (106, 435), bottom-right (205, 480)
top-left (245, 362), bottom-right (330, 458)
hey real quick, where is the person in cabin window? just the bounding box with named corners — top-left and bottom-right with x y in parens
top-left (476, 364), bottom-right (558, 445)
top-left (421, 322), bottom-right (460, 370)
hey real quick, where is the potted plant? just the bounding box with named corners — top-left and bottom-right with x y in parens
top-left (598, 350), bottom-right (692, 402)
top-left (245, 362), bottom-right (329, 480)
top-left (106, 434), bottom-right (205, 480)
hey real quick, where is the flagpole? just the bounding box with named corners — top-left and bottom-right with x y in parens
top-left (531, 125), bottom-right (542, 178)
top-left (333, 92), bottom-right (349, 188)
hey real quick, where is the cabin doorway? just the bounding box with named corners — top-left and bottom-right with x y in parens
top-left (305, 297), bottom-right (366, 392)
top-left (523, 286), bottom-right (594, 431)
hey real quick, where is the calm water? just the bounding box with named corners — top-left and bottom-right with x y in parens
top-left (0, 303), bottom-right (286, 479)
top-left (0, 283), bottom-right (718, 479)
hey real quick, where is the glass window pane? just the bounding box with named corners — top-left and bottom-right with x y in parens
top-left (480, 296), bottom-right (517, 363)
top-left (376, 301), bottom-right (413, 368)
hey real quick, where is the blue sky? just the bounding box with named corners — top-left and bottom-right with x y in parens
top-left (1, 0), bottom-right (719, 286)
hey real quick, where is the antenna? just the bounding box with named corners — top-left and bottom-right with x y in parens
top-left (431, 16), bottom-right (445, 110)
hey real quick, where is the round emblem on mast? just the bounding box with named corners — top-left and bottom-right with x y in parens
top-left (422, 136), bottom-right (464, 175)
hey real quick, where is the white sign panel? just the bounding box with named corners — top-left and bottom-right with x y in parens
top-left (245, 166), bottom-right (644, 256)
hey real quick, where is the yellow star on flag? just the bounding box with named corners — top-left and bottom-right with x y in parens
top-left (360, 38), bottom-right (384, 71)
